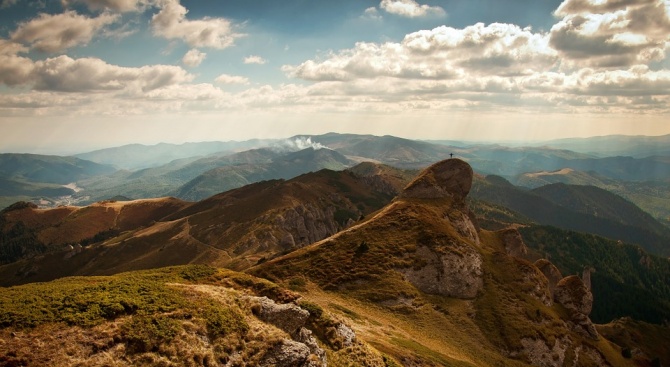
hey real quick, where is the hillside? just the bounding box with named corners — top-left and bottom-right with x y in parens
top-left (250, 159), bottom-right (657, 366)
top-left (0, 197), bottom-right (190, 266)
top-left (531, 183), bottom-right (670, 237)
top-left (470, 176), bottom-right (670, 256)
top-left (0, 153), bottom-right (116, 184)
top-left (0, 265), bottom-right (388, 366)
top-left (0, 163), bottom-right (411, 285)
top-left (515, 169), bottom-right (670, 227)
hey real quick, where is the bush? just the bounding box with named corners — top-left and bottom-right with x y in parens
top-left (122, 314), bottom-right (181, 353)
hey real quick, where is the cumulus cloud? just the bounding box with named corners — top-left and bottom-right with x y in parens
top-left (61, 0), bottom-right (149, 12)
top-left (31, 55), bottom-right (192, 92)
top-left (10, 10), bottom-right (119, 52)
top-left (151, 0), bottom-right (242, 49)
top-left (285, 23), bottom-right (557, 81)
top-left (244, 55), bottom-right (267, 64)
top-left (0, 41), bottom-right (34, 86)
top-left (379, 0), bottom-right (445, 18)
top-left (361, 7), bottom-right (382, 20)
top-left (215, 74), bottom-right (249, 85)
top-left (1, 0), bottom-right (17, 8)
top-left (182, 48), bottom-right (206, 67)
top-left (550, 0), bottom-right (670, 67)
top-left (554, 0), bottom-right (656, 16)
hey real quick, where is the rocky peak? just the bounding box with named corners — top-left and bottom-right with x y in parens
top-left (400, 159), bottom-right (473, 201)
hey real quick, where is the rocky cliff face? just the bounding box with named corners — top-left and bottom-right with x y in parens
top-left (397, 159), bottom-right (484, 299)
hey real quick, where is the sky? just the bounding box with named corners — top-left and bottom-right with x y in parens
top-left (1, 0), bottom-right (669, 154)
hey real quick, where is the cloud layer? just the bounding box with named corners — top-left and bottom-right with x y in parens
top-left (0, 0), bottom-right (669, 121)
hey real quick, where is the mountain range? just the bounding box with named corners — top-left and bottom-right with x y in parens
top-left (1, 135), bottom-right (670, 366)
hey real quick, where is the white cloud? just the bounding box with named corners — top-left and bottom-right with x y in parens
top-left (61, 0), bottom-right (149, 12)
top-left (284, 24), bottom-right (557, 81)
top-left (0, 41), bottom-right (34, 86)
top-left (10, 10), bottom-right (119, 52)
top-left (550, 0), bottom-right (670, 67)
top-left (554, 0), bottom-right (656, 16)
top-left (361, 7), bottom-right (382, 20)
top-left (31, 55), bottom-right (192, 92)
top-left (151, 0), bottom-right (242, 49)
top-left (379, 0), bottom-right (445, 18)
top-left (244, 55), bottom-right (267, 64)
top-left (182, 48), bottom-right (206, 67)
top-left (215, 74), bottom-right (249, 85)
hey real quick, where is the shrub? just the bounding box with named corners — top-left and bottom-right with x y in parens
top-left (122, 314), bottom-right (181, 353)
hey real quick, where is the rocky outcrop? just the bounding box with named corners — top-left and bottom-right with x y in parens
top-left (259, 339), bottom-right (312, 367)
top-left (517, 260), bottom-right (553, 306)
top-left (250, 296), bottom-right (327, 367)
top-left (499, 228), bottom-right (528, 258)
top-left (519, 337), bottom-right (571, 367)
top-left (401, 243), bottom-right (483, 299)
top-left (273, 204), bottom-right (340, 247)
top-left (535, 259), bottom-right (563, 297)
top-left (252, 296), bottom-right (310, 335)
top-left (397, 159), bottom-right (484, 299)
top-left (554, 275), bottom-right (598, 340)
top-left (400, 159), bottom-right (473, 201)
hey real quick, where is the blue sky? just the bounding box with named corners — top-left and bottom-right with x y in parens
top-left (1, 0), bottom-right (669, 154)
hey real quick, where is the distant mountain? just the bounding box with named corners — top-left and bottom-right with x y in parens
top-left (75, 140), bottom-right (276, 170)
top-left (174, 147), bottom-right (355, 201)
top-left (515, 169), bottom-right (670, 227)
top-left (0, 153), bottom-right (116, 184)
top-left (537, 134), bottom-right (670, 158)
top-left (471, 176), bottom-right (670, 256)
top-left (303, 133), bottom-right (455, 168)
top-left (76, 148), bottom-right (281, 201)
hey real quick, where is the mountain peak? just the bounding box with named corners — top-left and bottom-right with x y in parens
top-left (400, 158), bottom-right (473, 201)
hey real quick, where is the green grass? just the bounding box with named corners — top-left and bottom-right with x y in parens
top-left (0, 265), bottom-right (216, 328)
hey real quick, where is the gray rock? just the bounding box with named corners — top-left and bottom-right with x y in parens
top-left (554, 275), bottom-right (599, 340)
top-left (401, 243), bottom-right (483, 299)
top-left (259, 339), bottom-right (311, 367)
top-left (252, 297), bottom-right (310, 335)
top-left (499, 228), bottom-right (528, 258)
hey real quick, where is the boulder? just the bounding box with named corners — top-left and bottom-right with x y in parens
top-left (259, 339), bottom-right (311, 367)
top-left (252, 296), bottom-right (310, 335)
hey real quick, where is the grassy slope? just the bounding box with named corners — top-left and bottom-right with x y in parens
top-left (0, 265), bottom-right (390, 367)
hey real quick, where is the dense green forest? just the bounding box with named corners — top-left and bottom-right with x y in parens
top-left (520, 225), bottom-right (670, 324)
